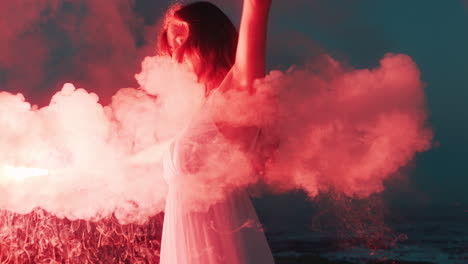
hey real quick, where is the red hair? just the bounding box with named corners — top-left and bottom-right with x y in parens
top-left (158, 2), bottom-right (239, 91)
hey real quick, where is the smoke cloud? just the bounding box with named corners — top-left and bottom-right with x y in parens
top-left (0, 0), bottom-right (161, 106)
top-left (211, 53), bottom-right (432, 196)
top-left (0, 52), bottom-right (432, 223)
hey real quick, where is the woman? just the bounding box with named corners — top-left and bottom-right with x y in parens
top-left (157, 1), bottom-right (274, 263)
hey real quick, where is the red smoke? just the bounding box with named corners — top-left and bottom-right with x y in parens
top-left (0, 52), bottom-right (432, 223)
top-left (54, 0), bottom-right (148, 104)
top-left (0, 1), bottom-right (57, 99)
top-left (0, 0), bottom-right (432, 227)
top-left (0, 0), bottom-right (159, 106)
top-left (0, 2), bottom-right (434, 263)
top-left (210, 53), bottom-right (432, 199)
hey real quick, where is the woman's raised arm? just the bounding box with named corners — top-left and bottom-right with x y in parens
top-left (232, 0), bottom-right (272, 89)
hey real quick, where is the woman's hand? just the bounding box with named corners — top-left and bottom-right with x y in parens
top-left (248, 0), bottom-right (272, 8)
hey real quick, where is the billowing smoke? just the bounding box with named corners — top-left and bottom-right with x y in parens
top-left (0, 0), bottom-right (163, 106)
top-left (0, 51), bottom-right (432, 223)
top-left (209, 53), bottom-right (432, 195)
top-left (0, 57), bottom-right (189, 224)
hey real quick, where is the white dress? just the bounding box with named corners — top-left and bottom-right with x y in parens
top-left (159, 90), bottom-right (274, 264)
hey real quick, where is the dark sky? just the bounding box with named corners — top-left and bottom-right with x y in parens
top-left (0, 0), bottom-right (466, 207)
